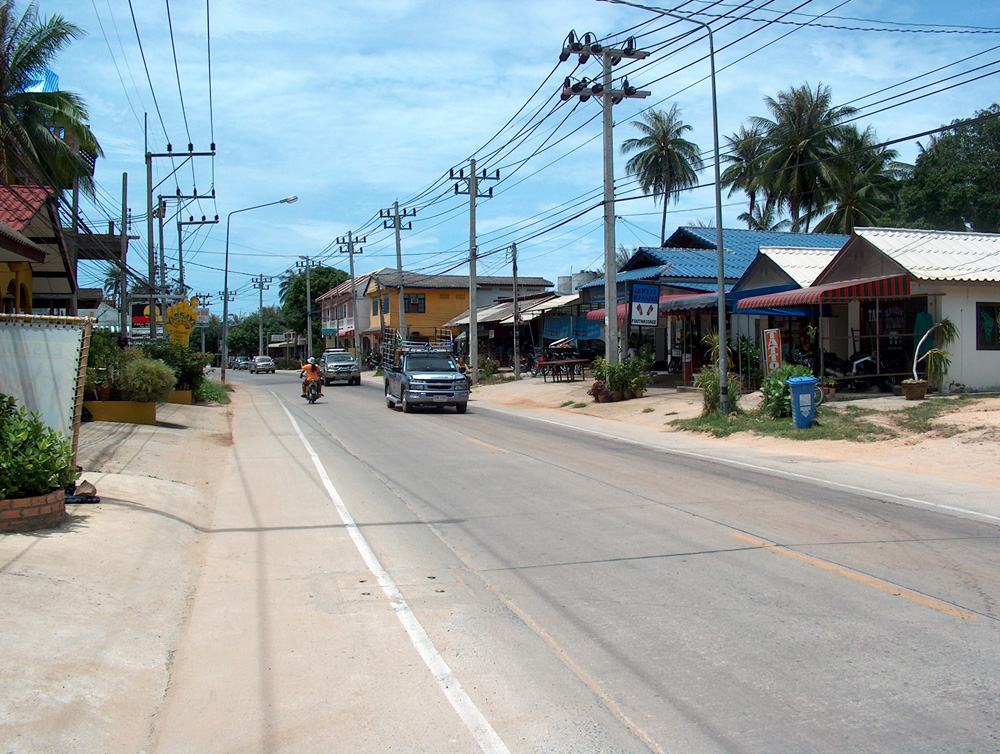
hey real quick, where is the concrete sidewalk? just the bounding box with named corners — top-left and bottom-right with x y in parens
top-left (0, 402), bottom-right (231, 753)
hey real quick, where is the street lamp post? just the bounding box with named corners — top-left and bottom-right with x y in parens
top-left (221, 195), bottom-right (297, 384)
top-left (603, 0), bottom-right (729, 412)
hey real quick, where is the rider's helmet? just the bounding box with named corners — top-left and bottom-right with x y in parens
top-left (308, 357), bottom-right (316, 364)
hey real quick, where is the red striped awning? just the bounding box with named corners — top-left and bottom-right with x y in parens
top-left (586, 302), bottom-right (629, 321)
top-left (735, 274), bottom-right (910, 311)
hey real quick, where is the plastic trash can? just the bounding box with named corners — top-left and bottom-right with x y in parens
top-left (787, 376), bottom-right (819, 429)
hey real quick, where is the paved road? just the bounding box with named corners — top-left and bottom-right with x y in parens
top-left (4, 370), bottom-right (998, 753)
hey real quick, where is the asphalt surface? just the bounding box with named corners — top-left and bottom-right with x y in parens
top-left (2, 369), bottom-right (998, 753)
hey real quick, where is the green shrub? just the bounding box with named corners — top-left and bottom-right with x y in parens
top-left (0, 394), bottom-right (79, 498)
top-left (696, 367), bottom-right (743, 416)
top-left (590, 357), bottom-right (607, 382)
top-left (760, 362), bottom-right (814, 418)
top-left (121, 358), bottom-right (177, 402)
top-left (144, 341), bottom-right (211, 391)
top-left (605, 361), bottom-right (629, 393)
top-left (194, 379), bottom-right (232, 404)
top-left (479, 357), bottom-right (500, 379)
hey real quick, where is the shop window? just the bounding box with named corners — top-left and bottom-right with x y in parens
top-left (976, 302), bottom-right (1000, 350)
top-left (372, 298), bottom-right (378, 316)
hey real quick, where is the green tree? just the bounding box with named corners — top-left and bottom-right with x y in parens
top-left (813, 125), bottom-right (909, 234)
top-left (621, 104), bottom-right (704, 245)
top-left (884, 104), bottom-right (1000, 232)
top-left (0, 1), bottom-right (102, 194)
top-left (721, 124), bottom-right (769, 228)
top-left (737, 199), bottom-right (790, 232)
top-left (750, 83), bottom-right (856, 232)
top-left (282, 265), bottom-right (348, 345)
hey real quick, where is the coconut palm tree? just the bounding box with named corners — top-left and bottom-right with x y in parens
top-left (0, 1), bottom-right (102, 194)
top-left (750, 83), bottom-right (856, 232)
top-left (621, 104), bottom-right (704, 246)
top-left (813, 126), bottom-right (910, 234)
top-left (737, 199), bottom-right (791, 232)
top-left (721, 124), bottom-right (769, 228)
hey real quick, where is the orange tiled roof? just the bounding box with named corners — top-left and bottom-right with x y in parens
top-left (0, 185), bottom-right (53, 231)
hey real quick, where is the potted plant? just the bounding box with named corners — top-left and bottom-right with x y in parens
top-left (902, 318), bottom-right (959, 400)
top-left (606, 361), bottom-right (628, 400)
top-left (821, 376), bottom-right (837, 398)
top-left (84, 357), bottom-right (176, 425)
top-left (0, 394), bottom-right (79, 532)
top-left (587, 380), bottom-right (611, 403)
top-left (624, 357), bottom-right (648, 397)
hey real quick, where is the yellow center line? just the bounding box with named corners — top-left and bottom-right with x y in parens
top-left (467, 437), bottom-right (509, 454)
top-left (731, 533), bottom-right (977, 621)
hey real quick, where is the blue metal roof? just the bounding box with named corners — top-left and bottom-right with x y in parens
top-left (578, 265), bottom-right (670, 289)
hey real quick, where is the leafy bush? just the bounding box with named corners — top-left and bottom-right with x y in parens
top-left (144, 341), bottom-right (211, 390)
top-left (587, 380), bottom-right (610, 401)
top-left (0, 394), bottom-right (79, 498)
top-left (696, 366), bottom-right (743, 416)
top-left (590, 357), bottom-right (607, 382)
top-left (478, 357), bottom-right (500, 379)
top-left (736, 334), bottom-right (763, 390)
top-left (605, 361), bottom-right (629, 393)
top-left (121, 358), bottom-right (176, 402)
top-left (194, 379), bottom-right (232, 404)
top-left (760, 362), bottom-right (814, 418)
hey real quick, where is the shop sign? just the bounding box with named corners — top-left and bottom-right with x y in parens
top-left (763, 328), bottom-right (781, 374)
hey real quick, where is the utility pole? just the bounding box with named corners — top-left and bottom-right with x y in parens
top-left (120, 173), bottom-right (129, 338)
top-left (252, 274), bottom-right (273, 356)
top-left (337, 230), bottom-right (366, 357)
top-left (380, 202), bottom-right (414, 339)
top-left (559, 31), bottom-right (649, 364)
top-left (175, 191), bottom-right (219, 293)
top-left (452, 158), bottom-right (498, 384)
top-left (297, 256), bottom-right (315, 357)
top-left (196, 292), bottom-right (213, 353)
top-left (510, 242), bottom-right (520, 380)
top-left (145, 128), bottom-right (216, 338)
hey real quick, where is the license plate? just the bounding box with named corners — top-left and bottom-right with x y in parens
top-left (433, 395), bottom-right (447, 402)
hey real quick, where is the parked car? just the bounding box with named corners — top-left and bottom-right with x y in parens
top-left (320, 349), bottom-right (361, 386)
top-left (233, 357), bottom-right (250, 370)
top-left (249, 355), bottom-right (275, 374)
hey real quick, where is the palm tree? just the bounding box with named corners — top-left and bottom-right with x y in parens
top-left (750, 83), bottom-right (856, 232)
top-left (813, 126), bottom-right (909, 234)
top-left (0, 2), bottom-right (102, 194)
top-left (737, 200), bottom-right (790, 232)
top-left (621, 105), bottom-right (704, 246)
top-left (278, 268), bottom-right (300, 306)
top-left (721, 124), bottom-right (769, 228)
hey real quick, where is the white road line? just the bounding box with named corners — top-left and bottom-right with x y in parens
top-left (478, 404), bottom-right (1000, 526)
top-left (277, 399), bottom-right (511, 754)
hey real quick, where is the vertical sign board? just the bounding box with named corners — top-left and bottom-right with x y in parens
top-left (763, 328), bottom-right (782, 375)
top-left (630, 283), bottom-right (660, 327)
top-left (0, 315), bottom-right (91, 461)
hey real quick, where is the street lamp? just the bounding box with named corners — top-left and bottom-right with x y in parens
top-left (221, 195), bottom-right (297, 384)
top-left (601, 0), bottom-right (729, 412)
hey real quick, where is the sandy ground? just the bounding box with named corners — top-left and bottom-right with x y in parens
top-left (470, 376), bottom-right (1000, 490)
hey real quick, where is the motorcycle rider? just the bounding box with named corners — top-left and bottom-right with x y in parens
top-left (300, 357), bottom-right (323, 398)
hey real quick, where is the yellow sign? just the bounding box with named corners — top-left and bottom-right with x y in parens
top-left (165, 297), bottom-right (199, 346)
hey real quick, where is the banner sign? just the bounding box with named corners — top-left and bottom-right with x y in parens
top-left (630, 283), bottom-right (660, 327)
top-left (763, 328), bottom-right (782, 375)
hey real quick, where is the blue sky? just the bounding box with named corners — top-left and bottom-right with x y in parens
top-left (44, 0), bottom-right (1000, 317)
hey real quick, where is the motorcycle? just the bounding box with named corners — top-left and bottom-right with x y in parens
top-left (306, 380), bottom-right (320, 404)
top-left (800, 349), bottom-right (884, 392)
top-left (365, 352), bottom-right (381, 370)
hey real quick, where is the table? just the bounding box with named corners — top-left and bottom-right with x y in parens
top-left (541, 359), bottom-right (589, 382)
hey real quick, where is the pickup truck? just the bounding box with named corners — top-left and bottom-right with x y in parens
top-left (383, 347), bottom-right (469, 414)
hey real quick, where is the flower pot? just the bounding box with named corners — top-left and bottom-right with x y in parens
top-left (167, 389), bottom-right (193, 405)
top-left (622, 390), bottom-right (634, 400)
top-left (610, 391), bottom-right (624, 402)
top-left (595, 394), bottom-right (608, 403)
top-left (900, 380), bottom-right (928, 400)
top-left (96, 385), bottom-right (113, 401)
top-left (82, 400), bottom-right (157, 425)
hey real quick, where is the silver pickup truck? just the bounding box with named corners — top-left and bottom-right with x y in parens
top-left (383, 347), bottom-right (469, 414)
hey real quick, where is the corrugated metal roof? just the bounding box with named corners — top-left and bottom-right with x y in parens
top-left (368, 270), bottom-right (552, 290)
top-left (666, 227), bottom-right (850, 265)
top-left (854, 227), bottom-right (1000, 282)
top-left (757, 247), bottom-right (840, 287)
top-left (500, 293), bottom-right (579, 324)
top-left (578, 265), bottom-right (670, 289)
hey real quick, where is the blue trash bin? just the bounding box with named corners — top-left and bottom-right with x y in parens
top-left (787, 376), bottom-right (819, 429)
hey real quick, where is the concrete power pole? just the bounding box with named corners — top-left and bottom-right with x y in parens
top-left (511, 241), bottom-right (520, 380)
top-left (337, 230), bottom-right (366, 358)
top-left (452, 159), bottom-right (498, 384)
top-left (559, 32), bottom-right (648, 364)
top-left (120, 173), bottom-right (129, 337)
top-left (297, 256), bottom-right (315, 357)
top-left (252, 274), bottom-right (273, 356)
top-left (380, 202), bottom-right (414, 339)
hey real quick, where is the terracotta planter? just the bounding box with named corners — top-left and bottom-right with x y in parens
top-left (82, 400), bottom-right (156, 425)
top-left (610, 391), bottom-right (623, 402)
top-left (0, 489), bottom-right (65, 533)
top-left (622, 390), bottom-right (634, 400)
top-left (96, 385), bottom-right (113, 401)
top-left (595, 394), bottom-right (608, 403)
top-left (900, 380), bottom-right (928, 400)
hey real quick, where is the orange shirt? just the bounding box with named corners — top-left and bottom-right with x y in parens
top-left (300, 363), bottom-right (322, 381)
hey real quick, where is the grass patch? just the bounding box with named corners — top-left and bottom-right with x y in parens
top-left (195, 379), bottom-right (233, 405)
top-left (561, 400), bottom-right (575, 407)
top-left (572, 402), bottom-right (588, 409)
top-left (670, 405), bottom-right (896, 441)
top-left (891, 396), bottom-right (980, 435)
top-left (642, 407), bottom-right (654, 413)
